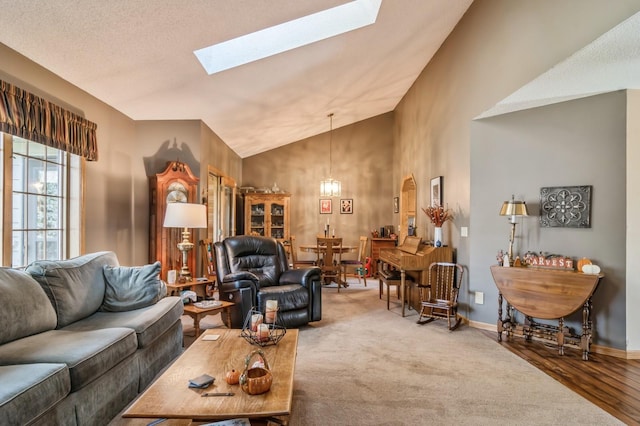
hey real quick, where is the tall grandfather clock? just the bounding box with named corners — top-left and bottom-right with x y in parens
top-left (149, 161), bottom-right (200, 281)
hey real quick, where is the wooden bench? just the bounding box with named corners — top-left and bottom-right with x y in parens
top-left (378, 269), bottom-right (414, 311)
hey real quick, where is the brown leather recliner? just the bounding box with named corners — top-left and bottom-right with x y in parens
top-left (214, 235), bottom-right (322, 328)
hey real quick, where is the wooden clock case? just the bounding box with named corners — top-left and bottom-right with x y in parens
top-left (149, 161), bottom-right (200, 281)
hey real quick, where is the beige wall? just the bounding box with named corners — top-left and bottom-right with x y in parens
top-left (242, 113), bottom-right (394, 254)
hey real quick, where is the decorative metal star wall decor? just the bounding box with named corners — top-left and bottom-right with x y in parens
top-left (540, 185), bottom-right (592, 228)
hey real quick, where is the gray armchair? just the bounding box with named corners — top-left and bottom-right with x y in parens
top-left (214, 235), bottom-right (322, 328)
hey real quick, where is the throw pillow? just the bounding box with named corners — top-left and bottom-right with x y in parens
top-left (101, 261), bottom-right (167, 312)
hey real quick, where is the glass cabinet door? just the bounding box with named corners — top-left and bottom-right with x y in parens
top-left (249, 202), bottom-right (266, 236)
top-left (270, 203), bottom-right (285, 239)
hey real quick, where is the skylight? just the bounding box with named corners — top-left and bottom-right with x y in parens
top-left (194, 0), bottom-right (382, 75)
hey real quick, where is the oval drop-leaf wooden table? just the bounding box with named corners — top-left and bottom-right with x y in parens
top-left (490, 265), bottom-right (603, 360)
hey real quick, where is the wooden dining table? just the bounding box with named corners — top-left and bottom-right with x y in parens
top-left (299, 243), bottom-right (356, 285)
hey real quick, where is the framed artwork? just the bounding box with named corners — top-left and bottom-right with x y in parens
top-left (393, 197), bottom-right (399, 213)
top-left (540, 185), bottom-right (591, 228)
top-left (430, 176), bottom-right (442, 207)
top-left (319, 199), bottom-right (332, 214)
top-left (340, 199), bottom-right (353, 214)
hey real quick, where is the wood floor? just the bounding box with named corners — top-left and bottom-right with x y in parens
top-left (479, 329), bottom-right (640, 425)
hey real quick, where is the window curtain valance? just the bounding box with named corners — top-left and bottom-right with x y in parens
top-left (0, 79), bottom-right (98, 161)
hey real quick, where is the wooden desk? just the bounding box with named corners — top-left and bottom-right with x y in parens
top-left (490, 265), bottom-right (603, 360)
top-left (123, 329), bottom-right (299, 423)
top-left (370, 238), bottom-right (396, 276)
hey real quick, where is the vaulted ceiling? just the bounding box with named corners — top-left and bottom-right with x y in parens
top-left (0, 0), bottom-right (473, 158)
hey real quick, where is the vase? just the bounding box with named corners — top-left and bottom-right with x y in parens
top-left (434, 227), bottom-right (443, 247)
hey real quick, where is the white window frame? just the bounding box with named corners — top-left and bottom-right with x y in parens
top-left (1, 133), bottom-right (83, 267)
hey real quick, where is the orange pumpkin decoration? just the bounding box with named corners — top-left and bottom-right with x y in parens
top-left (577, 258), bottom-right (592, 272)
top-left (225, 369), bottom-right (240, 385)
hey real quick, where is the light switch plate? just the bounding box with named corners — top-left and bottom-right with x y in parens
top-left (461, 227), bottom-right (468, 237)
top-left (475, 291), bottom-right (484, 304)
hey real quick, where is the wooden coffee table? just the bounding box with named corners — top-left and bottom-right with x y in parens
top-left (182, 300), bottom-right (234, 337)
top-left (122, 329), bottom-right (299, 424)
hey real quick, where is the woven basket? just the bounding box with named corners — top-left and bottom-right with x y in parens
top-left (240, 349), bottom-right (272, 395)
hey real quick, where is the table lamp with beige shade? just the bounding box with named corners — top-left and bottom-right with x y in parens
top-left (163, 202), bottom-right (207, 282)
top-left (499, 195), bottom-right (528, 265)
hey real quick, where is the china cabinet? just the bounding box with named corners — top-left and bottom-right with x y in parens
top-left (243, 193), bottom-right (290, 241)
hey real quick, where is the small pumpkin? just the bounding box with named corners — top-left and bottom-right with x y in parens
top-left (225, 369), bottom-right (240, 385)
top-left (577, 257), bottom-right (592, 272)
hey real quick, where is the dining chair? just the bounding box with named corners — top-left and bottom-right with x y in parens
top-left (289, 235), bottom-right (316, 269)
top-left (341, 236), bottom-right (368, 286)
top-left (417, 262), bottom-right (464, 330)
top-left (317, 237), bottom-right (345, 291)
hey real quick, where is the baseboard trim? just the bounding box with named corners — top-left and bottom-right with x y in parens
top-left (464, 318), bottom-right (635, 359)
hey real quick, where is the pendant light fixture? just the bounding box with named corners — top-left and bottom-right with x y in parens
top-left (320, 113), bottom-right (341, 197)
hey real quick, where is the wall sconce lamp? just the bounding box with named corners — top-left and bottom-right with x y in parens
top-left (499, 195), bottom-right (528, 263)
top-left (163, 202), bottom-right (207, 281)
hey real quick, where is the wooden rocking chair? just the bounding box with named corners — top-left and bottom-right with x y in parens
top-left (417, 262), bottom-right (464, 330)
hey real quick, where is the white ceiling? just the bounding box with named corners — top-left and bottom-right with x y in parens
top-left (0, 0), bottom-right (473, 158)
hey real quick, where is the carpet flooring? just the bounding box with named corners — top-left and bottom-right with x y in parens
top-left (179, 278), bottom-right (621, 425)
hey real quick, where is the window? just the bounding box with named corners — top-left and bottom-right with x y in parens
top-left (2, 134), bottom-right (82, 267)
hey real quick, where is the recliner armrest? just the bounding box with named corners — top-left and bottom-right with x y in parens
top-left (222, 271), bottom-right (259, 283)
top-left (220, 271), bottom-right (259, 293)
top-left (279, 267), bottom-right (321, 288)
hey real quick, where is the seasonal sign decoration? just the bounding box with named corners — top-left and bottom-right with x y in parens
top-left (523, 252), bottom-right (574, 270)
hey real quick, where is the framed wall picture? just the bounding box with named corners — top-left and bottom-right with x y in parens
top-left (340, 199), bottom-right (353, 214)
top-left (319, 199), bottom-right (332, 214)
top-left (430, 176), bottom-right (443, 207)
top-left (393, 196), bottom-right (399, 213)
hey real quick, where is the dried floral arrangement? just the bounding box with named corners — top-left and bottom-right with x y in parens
top-left (422, 205), bottom-right (452, 227)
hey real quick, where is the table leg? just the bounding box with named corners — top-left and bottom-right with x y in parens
top-left (193, 313), bottom-right (202, 337)
top-left (400, 270), bottom-right (406, 317)
top-left (497, 292), bottom-right (503, 342)
top-left (557, 317), bottom-right (565, 356)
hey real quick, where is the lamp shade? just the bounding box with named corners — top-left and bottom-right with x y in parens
top-left (163, 203), bottom-right (207, 228)
top-left (499, 199), bottom-right (528, 217)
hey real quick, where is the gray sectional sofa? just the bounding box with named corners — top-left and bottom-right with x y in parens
top-left (0, 251), bottom-right (184, 426)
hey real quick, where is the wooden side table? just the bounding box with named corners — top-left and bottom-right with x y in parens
top-left (182, 300), bottom-right (234, 337)
top-left (166, 279), bottom-right (215, 300)
top-left (490, 265), bottom-right (603, 360)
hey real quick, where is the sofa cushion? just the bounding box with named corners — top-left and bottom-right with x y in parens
top-left (64, 296), bottom-right (183, 348)
top-left (0, 328), bottom-right (137, 392)
top-left (0, 363), bottom-right (70, 426)
top-left (0, 268), bottom-right (57, 344)
top-left (26, 251), bottom-right (119, 328)
top-left (101, 261), bottom-right (167, 312)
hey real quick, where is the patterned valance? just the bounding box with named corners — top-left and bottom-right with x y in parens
top-left (0, 79), bottom-right (98, 161)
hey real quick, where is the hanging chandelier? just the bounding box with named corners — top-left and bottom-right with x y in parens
top-left (320, 113), bottom-right (341, 197)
